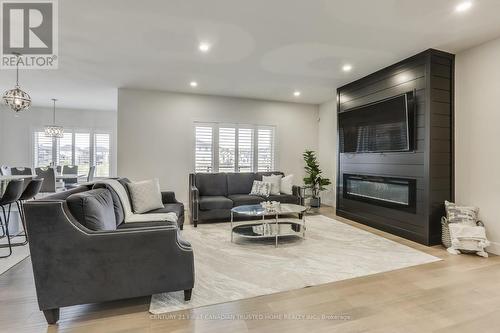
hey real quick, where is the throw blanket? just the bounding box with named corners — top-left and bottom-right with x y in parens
top-left (449, 223), bottom-right (490, 248)
top-left (94, 179), bottom-right (177, 224)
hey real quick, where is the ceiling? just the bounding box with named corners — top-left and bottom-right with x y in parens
top-left (2, 0), bottom-right (500, 110)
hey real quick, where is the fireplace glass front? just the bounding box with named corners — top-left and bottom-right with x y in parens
top-left (343, 174), bottom-right (416, 212)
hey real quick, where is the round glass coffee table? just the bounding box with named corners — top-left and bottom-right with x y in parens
top-left (230, 204), bottom-right (308, 247)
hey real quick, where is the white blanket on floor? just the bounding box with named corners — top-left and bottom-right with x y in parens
top-left (449, 223), bottom-right (487, 241)
top-left (94, 179), bottom-right (177, 224)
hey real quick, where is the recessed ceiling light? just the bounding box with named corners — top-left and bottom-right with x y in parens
top-left (342, 64), bottom-right (353, 72)
top-left (198, 42), bottom-right (211, 52)
top-left (455, 1), bottom-right (472, 12)
top-left (293, 91), bottom-right (301, 97)
top-left (190, 81), bottom-right (198, 87)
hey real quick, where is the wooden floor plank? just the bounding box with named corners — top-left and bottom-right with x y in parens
top-left (0, 206), bottom-right (498, 332)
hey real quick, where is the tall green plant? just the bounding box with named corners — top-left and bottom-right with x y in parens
top-left (303, 150), bottom-right (331, 198)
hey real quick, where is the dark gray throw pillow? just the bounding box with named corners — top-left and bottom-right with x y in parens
top-left (67, 188), bottom-right (117, 231)
top-left (92, 183), bottom-right (125, 226)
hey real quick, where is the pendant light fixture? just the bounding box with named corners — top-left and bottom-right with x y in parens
top-left (45, 99), bottom-right (64, 138)
top-left (2, 53), bottom-right (32, 113)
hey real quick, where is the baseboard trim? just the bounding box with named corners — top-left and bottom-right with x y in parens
top-left (487, 241), bottom-right (500, 255)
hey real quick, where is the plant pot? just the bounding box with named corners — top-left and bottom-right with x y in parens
top-left (310, 197), bottom-right (321, 208)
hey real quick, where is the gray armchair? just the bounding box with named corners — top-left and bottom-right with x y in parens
top-left (24, 192), bottom-right (194, 324)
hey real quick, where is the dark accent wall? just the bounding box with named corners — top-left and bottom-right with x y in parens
top-left (336, 49), bottom-right (454, 245)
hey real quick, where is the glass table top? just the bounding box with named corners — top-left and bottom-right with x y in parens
top-left (231, 203), bottom-right (307, 216)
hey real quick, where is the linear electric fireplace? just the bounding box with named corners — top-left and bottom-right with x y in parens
top-left (343, 174), bottom-right (416, 213)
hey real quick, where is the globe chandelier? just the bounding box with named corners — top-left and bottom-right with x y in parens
top-left (2, 53), bottom-right (32, 113)
top-left (44, 99), bottom-right (64, 138)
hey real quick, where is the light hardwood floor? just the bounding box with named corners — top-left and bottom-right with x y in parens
top-left (1, 207), bottom-right (500, 333)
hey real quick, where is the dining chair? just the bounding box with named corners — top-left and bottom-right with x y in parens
top-left (35, 167), bottom-right (56, 193)
top-left (62, 165), bottom-right (78, 185)
top-left (12, 179), bottom-right (43, 246)
top-left (0, 165), bottom-right (11, 176)
top-left (11, 167), bottom-right (32, 175)
top-left (87, 165), bottom-right (96, 182)
top-left (0, 179), bottom-right (24, 258)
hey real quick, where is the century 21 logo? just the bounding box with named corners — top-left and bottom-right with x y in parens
top-left (2, 1), bottom-right (54, 54)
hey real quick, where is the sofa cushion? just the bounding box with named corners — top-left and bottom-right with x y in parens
top-left (227, 172), bottom-right (256, 195)
top-left (67, 188), bottom-right (117, 231)
top-left (268, 194), bottom-right (300, 205)
top-left (195, 173), bottom-right (228, 196)
top-left (199, 196), bottom-right (233, 210)
top-left (93, 183), bottom-right (125, 225)
top-left (147, 203), bottom-right (184, 218)
top-left (228, 194), bottom-right (265, 207)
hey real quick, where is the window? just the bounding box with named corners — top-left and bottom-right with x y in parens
top-left (57, 132), bottom-right (73, 166)
top-left (94, 133), bottom-right (110, 177)
top-left (34, 131), bottom-right (53, 167)
top-left (257, 127), bottom-right (275, 172)
top-left (194, 122), bottom-right (275, 173)
top-left (218, 127), bottom-right (236, 172)
top-left (75, 133), bottom-right (90, 176)
top-left (33, 130), bottom-right (112, 177)
top-left (195, 126), bottom-right (213, 173)
top-left (238, 128), bottom-right (254, 172)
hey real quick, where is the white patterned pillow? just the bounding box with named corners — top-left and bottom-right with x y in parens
top-left (262, 174), bottom-right (283, 195)
top-left (280, 174), bottom-right (294, 195)
top-left (126, 179), bottom-right (164, 214)
top-left (250, 180), bottom-right (271, 197)
top-left (445, 201), bottom-right (478, 226)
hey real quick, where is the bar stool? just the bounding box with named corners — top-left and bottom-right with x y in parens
top-left (0, 179), bottom-right (24, 258)
top-left (12, 179), bottom-right (43, 246)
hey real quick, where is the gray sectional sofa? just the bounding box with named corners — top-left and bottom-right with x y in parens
top-left (23, 178), bottom-right (193, 324)
top-left (189, 172), bottom-right (302, 227)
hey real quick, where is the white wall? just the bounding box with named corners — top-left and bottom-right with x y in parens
top-left (117, 88), bottom-right (319, 204)
top-left (0, 106), bottom-right (117, 175)
top-left (456, 36), bottom-right (500, 254)
top-left (318, 98), bottom-right (337, 207)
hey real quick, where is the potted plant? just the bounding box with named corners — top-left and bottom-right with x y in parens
top-left (303, 150), bottom-right (331, 208)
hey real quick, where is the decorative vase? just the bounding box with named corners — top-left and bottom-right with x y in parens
top-left (310, 197), bottom-right (321, 208)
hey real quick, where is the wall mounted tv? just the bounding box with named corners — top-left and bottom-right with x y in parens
top-left (339, 91), bottom-right (415, 153)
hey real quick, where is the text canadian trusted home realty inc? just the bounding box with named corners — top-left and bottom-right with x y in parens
top-left (1, 0), bottom-right (58, 69)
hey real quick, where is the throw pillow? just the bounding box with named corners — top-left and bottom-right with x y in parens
top-left (280, 174), bottom-right (294, 195)
top-left (262, 174), bottom-right (283, 195)
top-left (126, 179), bottom-right (164, 214)
top-left (445, 200), bottom-right (478, 226)
top-left (66, 189), bottom-right (117, 231)
top-left (250, 180), bottom-right (271, 197)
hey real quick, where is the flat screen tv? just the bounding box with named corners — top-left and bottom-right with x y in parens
top-left (339, 92), bottom-right (415, 153)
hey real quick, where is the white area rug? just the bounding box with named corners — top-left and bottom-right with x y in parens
top-left (150, 215), bottom-right (440, 314)
top-left (0, 239), bottom-right (30, 275)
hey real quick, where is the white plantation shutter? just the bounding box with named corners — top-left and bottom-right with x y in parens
top-left (75, 133), bottom-right (90, 175)
top-left (193, 123), bottom-right (275, 173)
top-left (34, 132), bottom-right (53, 167)
top-left (195, 126), bottom-right (214, 173)
top-left (257, 127), bottom-right (275, 171)
top-left (94, 133), bottom-right (110, 177)
top-left (238, 128), bottom-right (253, 172)
top-left (218, 127), bottom-right (236, 172)
top-left (57, 132), bottom-right (73, 166)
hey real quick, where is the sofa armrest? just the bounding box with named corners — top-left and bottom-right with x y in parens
top-left (189, 186), bottom-right (199, 225)
top-left (292, 185), bottom-right (302, 197)
top-left (161, 191), bottom-right (179, 204)
top-left (24, 201), bottom-right (194, 310)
